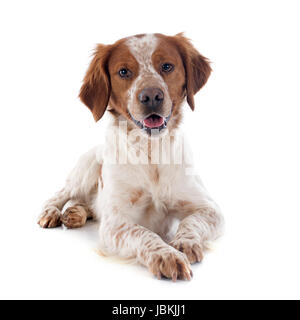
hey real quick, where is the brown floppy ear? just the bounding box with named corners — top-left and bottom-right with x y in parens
top-left (174, 33), bottom-right (212, 110)
top-left (79, 44), bottom-right (112, 121)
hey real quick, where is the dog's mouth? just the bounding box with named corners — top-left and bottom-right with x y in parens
top-left (143, 114), bottom-right (164, 129)
top-left (129, 112), bottom-right (172, 135)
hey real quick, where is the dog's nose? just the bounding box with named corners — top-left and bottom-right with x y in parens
top-left (138, 87), bottom-right (164, 108)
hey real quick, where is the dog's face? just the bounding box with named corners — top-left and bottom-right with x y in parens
top-left (79, 33), bottom-right (211, 135)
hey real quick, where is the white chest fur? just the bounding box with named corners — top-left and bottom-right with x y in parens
top-left (94, 124), bottom-right (203, 236)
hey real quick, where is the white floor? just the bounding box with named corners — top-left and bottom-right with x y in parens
top-left (1, 205), bottom-right (299, 300)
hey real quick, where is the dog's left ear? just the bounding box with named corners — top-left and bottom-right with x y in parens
top-left (174, 33), bottom-right (212, 110)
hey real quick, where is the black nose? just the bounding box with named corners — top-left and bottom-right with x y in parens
top-left (138, 87), bottom-right (164, 108)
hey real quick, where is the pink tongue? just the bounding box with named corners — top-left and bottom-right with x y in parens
top-left (143, 116), bottom-right (164, 128)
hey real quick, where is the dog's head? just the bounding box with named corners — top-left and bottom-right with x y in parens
top-left (79, 33), bottom-right (211, 135)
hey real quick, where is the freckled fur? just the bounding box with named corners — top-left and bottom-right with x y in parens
top-left (38, 33), bottom-right (223, 281)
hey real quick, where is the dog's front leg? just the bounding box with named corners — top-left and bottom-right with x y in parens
top-left (170, 202), bottom-right (223, 264)
top-left (99, 214), bottom-right (192, 281)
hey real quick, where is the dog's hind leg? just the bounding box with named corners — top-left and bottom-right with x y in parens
top-left (38, 146), bottom-right (102, 229)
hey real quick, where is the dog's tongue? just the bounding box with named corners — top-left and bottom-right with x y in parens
top-left (143, 115), bottom-right (164, 128)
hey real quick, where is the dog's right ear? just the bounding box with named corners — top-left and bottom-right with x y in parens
top-left (79, 44), bottom-right (112, 122)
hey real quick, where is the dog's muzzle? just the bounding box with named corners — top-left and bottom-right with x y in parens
top-left (129, 111), bottom-right (172, 135)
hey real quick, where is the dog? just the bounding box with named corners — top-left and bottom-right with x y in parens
top-left (38, 33), bottom-right (223, 281)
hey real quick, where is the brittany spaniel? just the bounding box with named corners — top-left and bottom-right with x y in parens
top-left (38, 33), bottom-right (223, 281)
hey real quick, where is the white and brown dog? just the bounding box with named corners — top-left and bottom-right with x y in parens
top-left (38, 33), bottom-right (223, 281)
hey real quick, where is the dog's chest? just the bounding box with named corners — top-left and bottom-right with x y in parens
top-left (101, 162), bottom-right (187, 234)
top-left (126, 164), bottom-right (183, 233)
top-left (133, 163), bottom-right (185, 211)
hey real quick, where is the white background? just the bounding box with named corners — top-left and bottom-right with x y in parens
top-left (0, 0), bottom-right (299, 300)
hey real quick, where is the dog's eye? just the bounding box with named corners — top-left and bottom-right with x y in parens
top-left (119, 68), bottom-right (132, 79)
top-left (161, 63), bottom-right (174, 73)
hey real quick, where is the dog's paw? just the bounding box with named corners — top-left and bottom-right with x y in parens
top-left (38, 207), bottom-right (62, 228)
top-left (170, 239), bottom-right (203, 264)
top-left (61, 206), bottom-right (87, 229)
top-left (148, 248), bottom-right (192, 281)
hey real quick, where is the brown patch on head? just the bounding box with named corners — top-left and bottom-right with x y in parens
top-left (166, 33), bottom-right (212, 111)
top-left (133, 33), bottom-right (147, 38)
top-left (152, 34), bottom-right (187, 129)
top-left (107, 41), bottom-right (139, 121)
top-left (153, 33), bottom-right (212, 129)
top-left (79, 38), bottom-right (139, 123)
